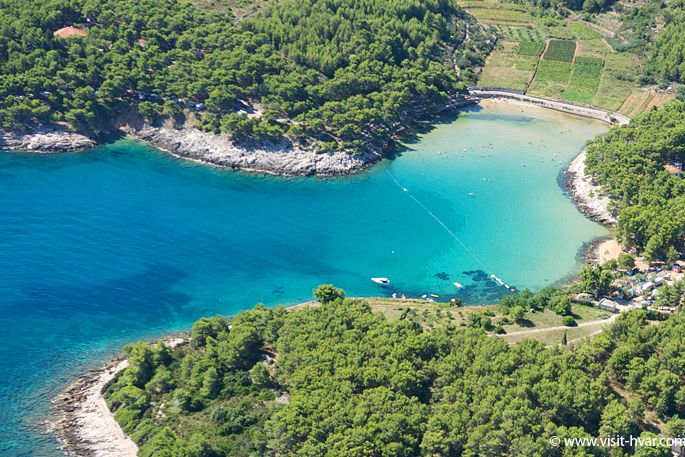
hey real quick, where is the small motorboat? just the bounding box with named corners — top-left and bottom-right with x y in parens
top-left (453, 282), bottom-right (463, 289)
top-left (371, 277), bottom-right (391, 285)
top-left (430, 293), bottom-right (439, 298)
top-left (490, 274), bottom-right (505, 286)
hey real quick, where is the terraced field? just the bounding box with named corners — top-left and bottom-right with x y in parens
top-left (479, 41), bottom-right (538, 90)
top-left (473, 1), bottom-right (671, 114)
top-left (543, 39), bottom-right (576, 62)
top-left (466, 7), bottom-right (532, 23)
top-left (491, 24), bottom-right (545, 41)
top-left (564, 57), bottom-right (604, 104)
top-left (517, 41), bottom-right (544, 57)
top-left (619, 89), bottom-right (677, 116)
top-left (527, 60), bottom-right (574, 97)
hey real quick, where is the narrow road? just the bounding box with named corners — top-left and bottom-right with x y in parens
top-left (469, 89), bottom-right (630, 125)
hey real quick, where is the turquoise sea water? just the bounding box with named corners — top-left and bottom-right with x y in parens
top-left (0, 103), bottom-right (607, 455)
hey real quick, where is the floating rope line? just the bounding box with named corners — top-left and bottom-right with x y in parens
top-left (382, 163), bottom-right (511, 289)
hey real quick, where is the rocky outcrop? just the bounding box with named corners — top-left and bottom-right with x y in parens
top-left (0, 128), bottom-right (95, 153)
top-left (124, 124), bottom-right (379, 176)
top-left (52, 336), bottom-right (186, 457)
top-left (566, 150), bottom-right (617, 226)
top-left (52, 358), bottom-right (138, 457)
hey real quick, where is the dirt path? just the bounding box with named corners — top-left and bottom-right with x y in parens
top-left (499, 313), bottom-right (618, 337)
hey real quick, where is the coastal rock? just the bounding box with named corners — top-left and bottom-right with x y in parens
top-left (566, 150), bottom-right (617, 226)
top-left (52, 336), bottom-right (186, 456)
top-left (124, 124), bottom-right (379, 176)
top-left (53, 358), bottom-right (138, 457)
top-left (0, 128), bottom-right (95, 153)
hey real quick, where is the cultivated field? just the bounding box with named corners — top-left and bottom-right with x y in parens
top-left (472, 1), bottom-right (650, 112)
top-left (543, 39), bottom-right (576, 62)
top-left (491, 24), bottom-right (545, 41)
top-left (619, 89), bottom-right (677, 117)
top-left (479, 41), bottom-right (538, 90)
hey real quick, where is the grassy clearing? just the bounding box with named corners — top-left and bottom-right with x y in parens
top-left (492, 24), bottom-right (546, 41)
top-left (543, 39), bottom-right (577, 62)
top-left (501, 319), bottom-right (613, 345)
top-left (479, 41), bottom-right (537, 90)
top-left (501, 305), bottom-right (610, 332)
top-left (366, 298), bottom-right (487, 328)
top-left (568, 22), bottom-right (603, 40)
top-left (465, 7), bottom-right (533, 23)
top-left (366, 297), bottom-right (612, 346)
top-left (576, 39), bottom-right (611, 58)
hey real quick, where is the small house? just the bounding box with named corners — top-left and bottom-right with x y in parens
top-left (598, 298), bottom-right (619, 313)
top-left (641, 281), bottom-right (655, 293)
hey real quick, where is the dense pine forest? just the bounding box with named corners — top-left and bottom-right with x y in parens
top-left (105, 289), bottom-right (685, 457)
top-left (584, 102), bottom-right (685, 262)
top-left (0, 0), bottom-right (489, 152)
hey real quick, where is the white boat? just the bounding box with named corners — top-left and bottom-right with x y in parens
top-left (371, 277), bottom-right (391, 285)
top-left (453, 282), bottom-right (463, 289)
top-left (490, 274), bottom-right (505, 286)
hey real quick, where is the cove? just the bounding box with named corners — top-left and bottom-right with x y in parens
top-left (0, 102), bottom-right (607, 455)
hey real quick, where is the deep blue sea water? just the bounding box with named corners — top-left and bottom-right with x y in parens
top-left (0, 104), bottom-right (607, 455)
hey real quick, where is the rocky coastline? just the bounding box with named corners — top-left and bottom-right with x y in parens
top-left (0, 96), bottom-right (480, 176)
top-left (565, 149), bottom-right (617, 226)
top-left (53, 335), bottom-right (186, 457)
top-left (0, 127), bottom-right (95, 153)
top-left (53, 357), bottom-right (138, 457)
top-left (123, 123), bottom-right (379, 176)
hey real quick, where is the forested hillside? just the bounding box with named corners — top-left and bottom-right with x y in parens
top-left (105, 291), bottom-right (685, 456)
top-left (645, 13), bottom-right (685, 85)
top-left (585, 102), bottom-right (685, 261)
top-left (0, 0), bottom-right (489, 152)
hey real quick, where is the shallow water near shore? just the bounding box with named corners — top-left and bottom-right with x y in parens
top-left (0, 103), bottom-right (607, 455)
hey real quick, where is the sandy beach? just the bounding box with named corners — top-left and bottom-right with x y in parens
top-left (470, 89), bottom-right (630, 126)
top-left (593, 238), bottom-right (623, 263)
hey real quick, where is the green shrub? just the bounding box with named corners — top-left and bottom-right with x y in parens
top-left (562, 315), bottom-right (577, 327)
